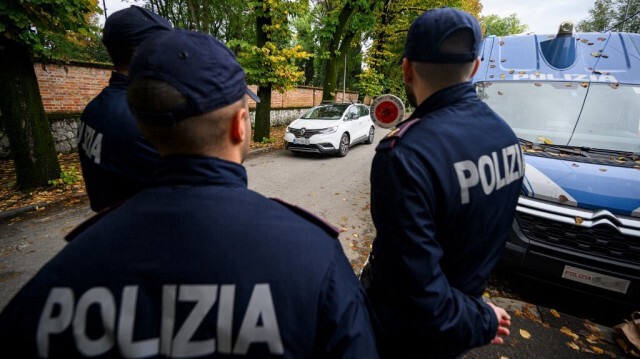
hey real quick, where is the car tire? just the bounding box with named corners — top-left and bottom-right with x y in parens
top-left (364, 126), bottom-right (375, 144)
top-left (337, 133), bottom-right (350, 157)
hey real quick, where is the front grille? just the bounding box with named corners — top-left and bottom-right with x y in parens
top-left (289, 128), bottom-right (321, 138)
top-left (517, 212), bottom-right (640, 264)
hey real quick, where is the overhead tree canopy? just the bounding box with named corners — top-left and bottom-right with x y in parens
top-left (481, 13), bottom-right (528, 36)
top-left (578, 0), bottom-right (640, 33)
top-left (357, 0), bottom-right (482, 103)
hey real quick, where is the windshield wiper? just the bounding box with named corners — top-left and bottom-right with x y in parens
top-left (519, 138), bottom-right (590, 158)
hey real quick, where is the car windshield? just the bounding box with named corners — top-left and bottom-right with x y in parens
top-left (476, 82), bottom-right (640, 153)
top-left (301, 105), bottom-right (349, 120)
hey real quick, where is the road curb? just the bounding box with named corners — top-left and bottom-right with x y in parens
top-left (0, 193), bottom-right (88, 221)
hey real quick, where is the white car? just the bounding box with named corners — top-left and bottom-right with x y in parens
top-left (284, 103), bottom-right (375, 157)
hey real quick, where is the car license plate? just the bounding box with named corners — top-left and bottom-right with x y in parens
top-left (561, 265), bottom-right (630, 294)
top-left (293, 138), bottom-right (310, 145)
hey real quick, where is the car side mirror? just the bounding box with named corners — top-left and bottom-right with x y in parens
top-left (350, 112), bottom-right (359, 120)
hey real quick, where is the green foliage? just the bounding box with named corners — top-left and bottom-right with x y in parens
top-left (147, 0), bottom-right (255, 43)
top-left (48, 166), bottom-right (81, 187)
top-left (230, 40), bottom-right (310, 91)
top-left (260, 137), bottom-right (278, 144)
top-left (0, 0), bottom-right (101, 57)
top-left (481, 14), bottom-right (528, 36)
top-left (359, 0), bottom-right (482, 101)
top-left (229, 0), bottom-right (311, 92)
top-left (578, 0), bottom-right (640, 33)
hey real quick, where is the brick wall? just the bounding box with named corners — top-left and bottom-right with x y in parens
top-left (35, 62), bottom-right (112, 114)
top-left (31, 62), bottom-right (358, 115)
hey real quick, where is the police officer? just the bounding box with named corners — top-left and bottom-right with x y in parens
top-left (0, 30), bottom-right (378, 358)
top-left (363, 8), bottom-right (523, 358)
top-left (77, 6), bottom-right (172, 212)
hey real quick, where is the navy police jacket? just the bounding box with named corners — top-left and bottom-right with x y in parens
top-left (366, 82), bottom-right (523, 358)
top-left (78, 72), bottom-right (160, 212)
top-left (0, 156), bottom-right (378, 358)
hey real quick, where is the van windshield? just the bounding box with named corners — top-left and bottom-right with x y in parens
top-left (476, 82), bottom-right (640, 153)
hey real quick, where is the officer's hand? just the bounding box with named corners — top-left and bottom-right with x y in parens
top-left (487, 302), bottom-right (511, 345)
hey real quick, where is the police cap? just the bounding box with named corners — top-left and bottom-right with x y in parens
top-left (128, 30), bottom-right (260, 126)
top-left (102, 6), bottom-right (173, 48)
top-left (403, 7), bottom-right (482, 64)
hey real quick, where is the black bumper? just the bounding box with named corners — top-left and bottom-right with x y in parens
top-left (501, 217), bottom-right (640, 305)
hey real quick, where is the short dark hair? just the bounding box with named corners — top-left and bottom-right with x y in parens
top-left (128, 78), bottom-right (244, 155)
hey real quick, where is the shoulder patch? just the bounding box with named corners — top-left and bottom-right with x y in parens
top-left (270, 198), bottom-right (339, 238)
top-left (375, 117), bottom-right (422, 151)
top-left (64, 201), bottom-right (123, 242)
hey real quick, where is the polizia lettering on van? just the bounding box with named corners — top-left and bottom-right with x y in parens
top-left (510, 73), bottom-right (618, 83)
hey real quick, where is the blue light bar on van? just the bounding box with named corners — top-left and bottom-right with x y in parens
top-left (540, 21), bottom-right (577, 69)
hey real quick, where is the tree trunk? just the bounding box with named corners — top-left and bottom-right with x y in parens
top-left (0, 38), bottom-right (61, 191)
top-left (253, 0), bottom-right (272, 141)
top-left (321, 1), bottom-right (358, 102)
top-left (254, 85), bottom-right (272, 142)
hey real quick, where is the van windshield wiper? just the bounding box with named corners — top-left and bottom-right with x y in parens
top-left (519, 138), bottom-right (590, 158)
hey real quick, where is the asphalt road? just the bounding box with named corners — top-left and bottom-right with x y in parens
top-left (0, 126), bottom-right (389, 310)
top-left (246, 128), bottom-right (390, 269)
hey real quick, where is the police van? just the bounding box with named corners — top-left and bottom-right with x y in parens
top-left (472, 22), bottom-right (640, 305)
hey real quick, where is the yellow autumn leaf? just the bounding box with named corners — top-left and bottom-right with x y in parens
top-left (550, 309), bottom-right (560, 318)
top-left (560, 327), bottom-right (579, 340)
top-left (591, 346), bottom-right (604, 354)
top-left (566, 342), bottom-right (580, 350)
top-left (537, 136), bottom-right (553, 144)
top-left (520, 329), bottom-right (531, 339)
top-left (482, 292), bottom-right (490, 298)
top-left (353, 233), bottom-right (359, 238)
top-left (341, 217), bottom-right (347, 222)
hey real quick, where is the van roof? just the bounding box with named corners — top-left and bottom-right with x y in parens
top-left (472, 32), bottom-right (640, 85)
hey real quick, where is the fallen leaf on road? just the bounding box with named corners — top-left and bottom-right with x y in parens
top-left (334, 192), bottom-right (339, 195)
top-left (519, 329), bottom-right (531, 339)
top-left (550, 309), bottom-right (560, 318)
top-left (341, 217), bottom-right (347, 222)
top-left (482, 292), bottom-right (490, 298)
top-left (500, 356), bottom-right (510, 359)
top-left (353, 233), bottom-right (359, 238)
top-left (567, 342), bottom-right (580, 350)
top-left (586, 334), bottom-right (599, 344)
top-left (591, 346), bottom-right (604, 354)
top-left (560, 327), bottom-right (579, 340)
top-left (340, 227), bottom-right (348, 232)
top-left (312, 192), bottom-right (316, 196)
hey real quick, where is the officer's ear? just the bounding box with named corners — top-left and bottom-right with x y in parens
top-left (230, 105), bottom-right (248, 144)
top-left (402, 58), bottom-right (414, 85)
top-left (469, 57), bottom-right (481, 79)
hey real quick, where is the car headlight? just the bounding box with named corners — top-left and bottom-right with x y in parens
top-left (286, 127), bottom-right (291, 133)
top-left (319, 126), bottom-right (338, 134)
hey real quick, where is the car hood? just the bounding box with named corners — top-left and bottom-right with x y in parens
top-left (522, 155), bottom-right (640, 217)
top-left (289, 119), bottom-right (341, 129)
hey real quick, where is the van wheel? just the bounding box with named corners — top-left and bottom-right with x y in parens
top-left (337, 133), bottom-right (349, 157)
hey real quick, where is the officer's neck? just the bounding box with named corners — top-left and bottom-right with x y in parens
top-left (416, 80), bottom-right (468, 105)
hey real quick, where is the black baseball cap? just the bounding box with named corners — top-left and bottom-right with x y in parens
top-left (102, 6), bottom-right (173, 48)
top-left (401, 7), bottom-right (482, 64)
top-left (128, 30), bottom-right (260, 126)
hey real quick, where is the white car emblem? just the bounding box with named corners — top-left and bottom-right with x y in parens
top-left (300, 128), bottom-right (306, 136)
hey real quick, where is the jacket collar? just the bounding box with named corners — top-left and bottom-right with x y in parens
top-left (151, 155), bottom-right (248, 188)
top-left (108, 72), bottom-right (129, 90)
top-left (405, 81), bottom-right (478, 122)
